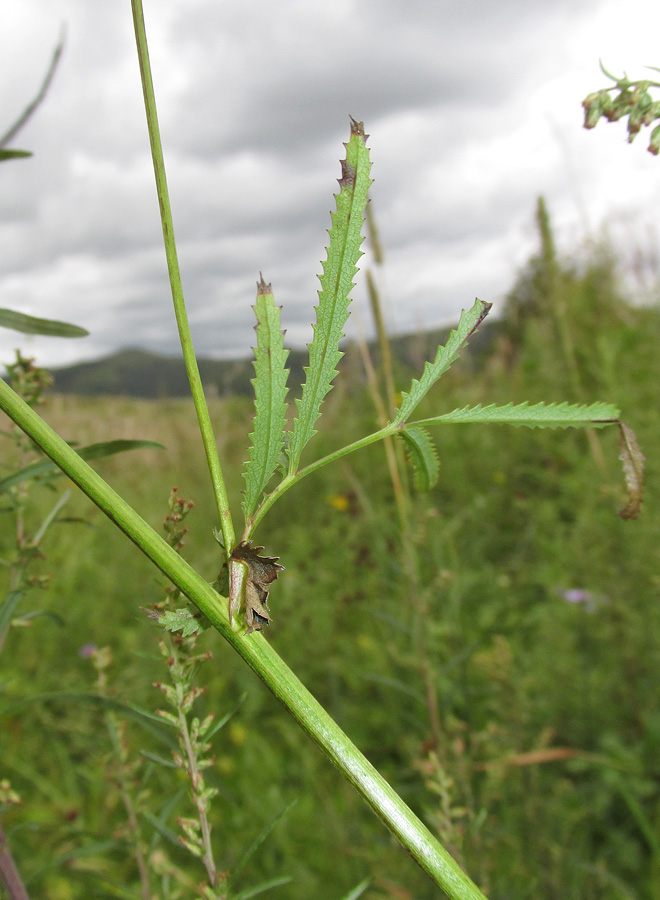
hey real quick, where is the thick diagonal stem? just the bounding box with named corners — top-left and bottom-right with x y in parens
top-left (0, 379), bottom-right (488, 900)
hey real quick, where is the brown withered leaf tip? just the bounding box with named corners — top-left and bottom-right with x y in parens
top-left (618, 421), bottom-right (645, 520)
top-left (257, 272), bottom-right (271, 295)
top-left (349, 116), bottom-right (366, 139)
top-left (230, 542), bottom-right (284, 635)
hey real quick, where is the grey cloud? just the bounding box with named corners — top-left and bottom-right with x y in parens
top-left (0, 0), bottom-right (657, 372)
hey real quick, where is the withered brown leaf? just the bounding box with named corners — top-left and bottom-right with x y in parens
top-left (230, 542), bottom-right (284, 634)
top-left (618, 422), bottom-right (645, 519)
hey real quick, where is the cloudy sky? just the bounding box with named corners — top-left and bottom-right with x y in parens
top-left (1, 0), bottom-right (659, 369)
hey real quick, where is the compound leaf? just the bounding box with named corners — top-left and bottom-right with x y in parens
top-left (242, 277), bottom-right (289, 519)
top-left (288, 118), bottom-right (372, 471)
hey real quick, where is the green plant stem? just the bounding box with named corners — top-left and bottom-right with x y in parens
top-left (95, 661), bottom-right (151, 900)
top-left (0, 33), bottom-right (64, 150)
top-left (247, 424), bottom-right (395, 536)
top-left (0, 378), bottom-right (487, 900)
top-left (176, 705), bottom-right (217, 887)
top-left (131, 0), bottom-right (235, 557)
top-left (355, 333), bottom-right (409, 535)
top-left (107, 711), bottom-right (152, 899)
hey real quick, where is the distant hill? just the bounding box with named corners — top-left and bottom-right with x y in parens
top-left (51, 347), bottom-right (306, 399)
top-left (49, 320), bottom-right (498, 399)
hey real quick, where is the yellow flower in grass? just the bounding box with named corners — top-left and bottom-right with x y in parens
top-left (357, 633), bottom-right (376, 653)
top-left (326, 492), bottom-right (350, 512)
top-left (217, 756), bottom-right (236, 775)
top-left (229, 721), bottom-right (247, 745)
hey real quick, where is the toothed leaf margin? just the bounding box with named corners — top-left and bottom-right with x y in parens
top-left (242, 276), bottom-right (290, 519)
top-left (399, 425), bottom-right (439, 491)
top-left (394, 298), bottom-right (491, 424)
top-left (288, 118), bottom-right (372, 470)
top-left (411, 400), bottom-right (621, 429)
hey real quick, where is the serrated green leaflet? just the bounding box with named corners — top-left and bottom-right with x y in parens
top-left (394, 298), bottom-right (491, 424)
top-left (242, 278), bottom-right (290, 519)
top-left (0, 308), bottom-right (88, 337)
top-left (399, 425), bottom-right (439, 491)
top-left (288, 118), bottom-right (372, 472)
top-left (411, 400), bottom-right (620, 429)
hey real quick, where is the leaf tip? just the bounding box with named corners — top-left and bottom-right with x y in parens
top-left (470, 299), bottom-right (493, 335)
top-left (257, 272), bottom-right (271, 295)
top-left (349, 116), bottom-right (368, 141)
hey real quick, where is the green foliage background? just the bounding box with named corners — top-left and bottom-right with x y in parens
top-left (1, 236), bottom-right (659, 900)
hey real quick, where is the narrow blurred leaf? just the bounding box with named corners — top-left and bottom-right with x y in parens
top-left (242, 276), bottom-right (290, 518)
top-left (54, 839), bottom-right (120, 865)
top-left (0, 149), bottom-right (32, 162)
top-left (0, 692), bottom-right (176, 747)
top-left (142, 809), bottom-right (185, 847)
top-left (398, 424), bottom-right (439, 491)
top-left (0, 439), bottom-right (164, 493)
top-left (394, 299), bottom-right (492, 423)
top-left (0, 590), bottom-right (24, 635)
top-left (230, 798), bottom-right (298, 884)
top-left (618, 422), bottom-right (644, 519)
top-left (33, 489), bottom-right (70, 543)
top-left (412, 401), bottom-right (620, 429)
top-left (206, 692), bottom-right (247, 740)
top-left (232, 877), bottom-right (294, 900)
top-left (0, 33), bottom-right (64, 149)
top-left (0, 308), bottom-right (88, 337)
top-left (362, 673), bottom-right (426, 704)
top-left (18, 609), bottom-right (65, 627)
top-left (86, 878), bottom-right (146, 900)
top-left (140, 750), bottom-right (178, 768)
top-left (288, 118), bottom-right (372, 470)
top-left (338, 879), bottom-right (371, 900)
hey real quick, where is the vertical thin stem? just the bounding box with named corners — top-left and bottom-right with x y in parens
top-left (177, 709), bottom-right (217, 887)
top-left (130, 0), bottom-right (236, 557)
top-left (0, 821), bottom-right (30, 900)
top-left (356, 335), bottom-right (409, 532)
top-left (95, 657), bottom-right (151, 900)
top-left (363, 206), bottom-right (441, 744)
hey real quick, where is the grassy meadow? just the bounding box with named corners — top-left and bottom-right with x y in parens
top-left (1, 238), bottom-right (659, 900)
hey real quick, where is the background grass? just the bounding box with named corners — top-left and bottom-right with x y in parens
top-left (1, 234), bottom-right (659, 900)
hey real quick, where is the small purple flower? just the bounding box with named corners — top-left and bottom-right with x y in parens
top-left (78, 643), bottom-right (98, 658)
top-left (562, 589), bottom-right (592, 604)
top-left (557, 587), bottom-right (606, 612)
